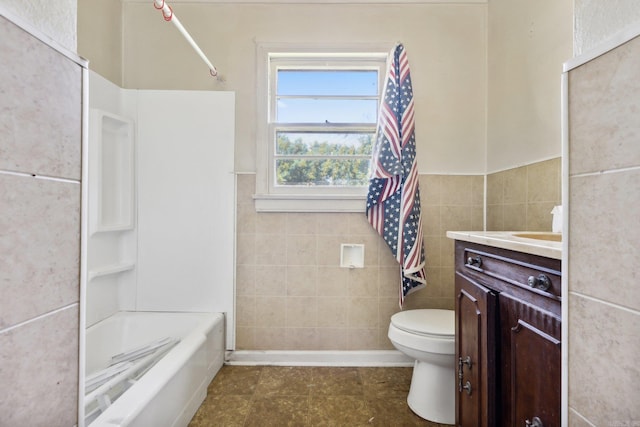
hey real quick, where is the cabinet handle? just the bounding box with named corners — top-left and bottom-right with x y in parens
top-left (525, 417), bottom-right (543, 427)
top-left (527, 274), bottom-right (552, 291)
top-left (458, 356), bottom-right (472, 392)
top-left (462, 380), bottom-right (472, 395)
top-left (466, 256), bottom-right (482, 268)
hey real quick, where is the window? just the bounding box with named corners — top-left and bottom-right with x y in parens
top-left (255, 44), bottom-right (389, 212)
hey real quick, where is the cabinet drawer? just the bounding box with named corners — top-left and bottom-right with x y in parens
top-left (458, 244), bottom-right (561, 300)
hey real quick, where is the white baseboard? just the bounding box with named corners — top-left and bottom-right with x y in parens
top-left (225, 350), bottom-right (414, 367)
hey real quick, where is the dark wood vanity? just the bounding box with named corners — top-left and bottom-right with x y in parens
top-left (449, 233), bottom-right (561, 427)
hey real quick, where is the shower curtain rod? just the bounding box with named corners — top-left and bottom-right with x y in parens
top-left (153, 0), bottom-right (218, 77)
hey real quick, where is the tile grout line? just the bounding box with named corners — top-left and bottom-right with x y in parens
top-left (0, 302), bottom-right (79, 334)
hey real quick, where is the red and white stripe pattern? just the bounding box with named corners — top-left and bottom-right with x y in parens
top-left (366, 43), bottom-right (426, 307)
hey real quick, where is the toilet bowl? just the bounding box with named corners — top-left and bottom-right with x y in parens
top-left (388, 309), bottom-right (455, 424)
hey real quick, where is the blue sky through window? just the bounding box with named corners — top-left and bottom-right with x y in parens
top-left (277, 70), bottom-right (378, 96)
top-left (276, 70), bottom-right (379, 124)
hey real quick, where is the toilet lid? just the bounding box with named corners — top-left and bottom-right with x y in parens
top-left (390, 309), bottom-right (454, 337)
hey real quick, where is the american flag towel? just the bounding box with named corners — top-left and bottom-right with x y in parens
top-left (366, 43), bottom-right (426, 307)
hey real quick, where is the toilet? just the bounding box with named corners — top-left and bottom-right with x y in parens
top-left (388, 309), bottom-right (455, 424)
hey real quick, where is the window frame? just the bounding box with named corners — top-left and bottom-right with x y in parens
top-left (255, 42), bottom-right (391, 212)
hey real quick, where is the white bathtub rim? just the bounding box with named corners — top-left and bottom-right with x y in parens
top-left (92, 333), bottom-right (206, 426)
top-left (86, 311), bottom-right (223, 427)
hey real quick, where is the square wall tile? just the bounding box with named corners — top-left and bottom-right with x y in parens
top-left (0, 306), bottom-right (79, 426)
top-left (317, 328), bottom-right (348, 350)
top-left (236, 203), bottom-right (257, 234)
top-left (485, 159), bottom-right (560, 233)
top-left (286, 266), bottom-right (317, 297)
top-left (347, 328), bottom-right (379, 350)
top-left (569, 35), bottom-right (640, 175)
top-left (255, 265), bottom-right (287, 296)
top-left (235, 326), bottom-right (255, 349)
top-left (503, 203), bottom-right (527, 231)
top-left (316, 213), bottom-right (350, 236)
top-left (527, 158), bottom-right (560, 203)
top-left (234, 173), bottom-right (481, 350)
top-left (420, 175), bottom-right (443, 206)
top-left (253, 327), bottom-right (286, 350)
top-left (236, 296), bottom-right (256, 327)
top-left (287, 235), bottom-right (318, 266)
top-left (285, 328), bottom-right (319, 349)
top-left (486, 171), bottom-right (504, 205)
top-left (0, 18), bottom-right (82, 180)
top-left (471, 175), bottom-right (485, 206)
top-left (316, 267), bottom-right (349, 297)
top-left (348, 298), bottom-right (379, 329)
top-left (316, 235), bottom-right (343, 267)
top-left (568, 295), bottom-right (640, 424)
top-left (255, 297), bottom-right (286, 328)
top-left (0, 174), bottom-right (80, 329)
top-left (526, 202), bottom-right (555, 232)
top-left (503, 167), bottom-right (527, 204)
top-left (569, 170), bottom-right (640, 310)
top-left (317, 298), bottom-right (348, 328)
top-left (486, 204), bottom-right (504, 231)
top-left (287, 213), bottom-right (318, 235)
top-left (286, 297), bottom-right (318, 328)
top-left (441, 175), bottom-right (474, 206)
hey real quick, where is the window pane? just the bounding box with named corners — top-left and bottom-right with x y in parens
top-left (276, 132), bottom-right (373, 156)
top-left (277, 70), bottom-right (378, 96)
top-left (276, 158), bottom-right (371, 186)
top-left (276, 98), bottom-right (377, 123)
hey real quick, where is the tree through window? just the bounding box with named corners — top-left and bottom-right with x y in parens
top-left (271, 63), bottom-right (384, 188)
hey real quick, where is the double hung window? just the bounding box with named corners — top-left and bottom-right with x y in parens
top-left (255, 45), bottom-right (388, 212)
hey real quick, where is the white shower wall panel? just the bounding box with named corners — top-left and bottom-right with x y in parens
top-left (136, 90), bottom-right (235, 346)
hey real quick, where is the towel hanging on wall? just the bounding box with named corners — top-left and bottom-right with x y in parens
top-left (366, 43), bottom-right (426, 307)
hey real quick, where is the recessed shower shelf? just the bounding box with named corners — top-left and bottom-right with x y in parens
top-left (89, 263), bottom-right (135, 281)
top-left (89, 109), bottom-right (135, 235)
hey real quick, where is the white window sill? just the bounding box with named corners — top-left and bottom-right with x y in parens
top-left (253, 194), bottom-right (367, 213)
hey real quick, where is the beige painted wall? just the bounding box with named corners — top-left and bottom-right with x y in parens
top-left (0, 0), bottom-right (76, 51)
top-left (77, 0), bottom-right (122, 85)
top-left (486, 0), bottom-right (573, 173)
top-left (120, 3), bottom-right (487, 174)
top-left (575, 0), bottom-right (640, 55)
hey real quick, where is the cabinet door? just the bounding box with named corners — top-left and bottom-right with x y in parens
top-left (455, 272), bottom-right (498, 427)
top-left (500, 293), bottom-right (561, 427)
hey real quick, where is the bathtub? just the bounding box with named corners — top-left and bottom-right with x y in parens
top-left (84, 311), bottom-right (225, 427)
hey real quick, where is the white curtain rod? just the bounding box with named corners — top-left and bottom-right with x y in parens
top-left (153, 0), bottom-right (218, 77)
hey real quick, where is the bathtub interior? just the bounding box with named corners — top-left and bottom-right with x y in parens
top-left (84, 311), bottom-right (225, 427)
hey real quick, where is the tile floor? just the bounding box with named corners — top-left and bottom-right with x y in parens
top-left (188, 365), bottom-right (450, 426)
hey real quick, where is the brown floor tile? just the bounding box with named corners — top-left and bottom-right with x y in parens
top-left (308, 395), bottom-right (373, 426)
top-left (189, 365), bottom-right (451, 427)
top-left (366, 396), bottom-right (436, 426)
top-left (308, 367), bottom-right (364, 396)
top-left (208, 365), bottom-right (263, 395)
top-left (254, 366), bottom-right (314, 396)
top-left (359, 367), bottom-right (413, 398)
top-left (188, 394), bottom-right (252, 427)
top-left (244, 396), bottom-right (309, 427)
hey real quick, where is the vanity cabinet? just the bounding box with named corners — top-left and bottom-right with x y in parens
top-left (454, 241), bottom-right (561, 427)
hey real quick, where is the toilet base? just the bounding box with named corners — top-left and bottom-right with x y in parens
top-left (407, 359), bottom-right (455, 425)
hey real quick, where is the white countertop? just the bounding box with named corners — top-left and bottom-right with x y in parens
top-left (446, 231), bottom-right (562, 260)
